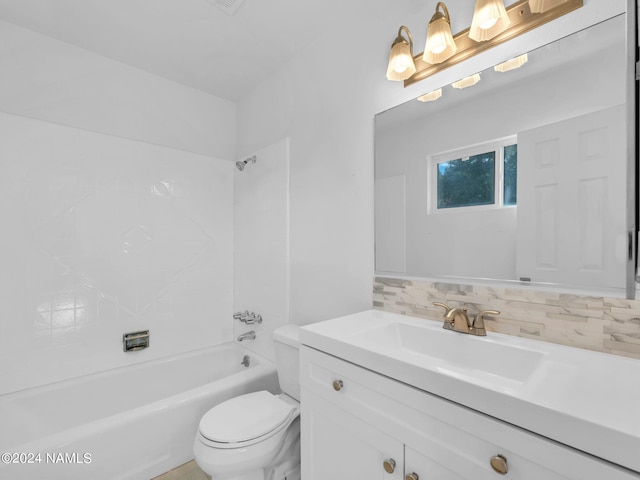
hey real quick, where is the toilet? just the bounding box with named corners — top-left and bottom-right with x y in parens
top-left (193, 325), bottom-right (301, 480)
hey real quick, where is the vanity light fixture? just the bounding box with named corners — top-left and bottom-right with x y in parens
top-left (451, 73), bottom-right (481, 89)
top-left (469, 0), bottom-right (511, 42)
top-left (390, 0), bottom-right (582, 88)
top-left (386, 26), bottom-right (417, 81)
top-left (417, 88), bottom-right (443, 102)
top-left (494, 53), bottom-right (528, 72)
top-left (423, 2), bottom-right (457, 64)
top-left (528, 0), bottom-right (568, 13)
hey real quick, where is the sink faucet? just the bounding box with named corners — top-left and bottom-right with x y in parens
top-left (445, 307), bottom-right (471, 333)
top-left (433, 302), bottom-right (500, 336)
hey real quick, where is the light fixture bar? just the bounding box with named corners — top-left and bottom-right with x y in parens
top-left (404, 0), bottom-right (582, 87)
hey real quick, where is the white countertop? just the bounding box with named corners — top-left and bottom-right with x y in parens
top-left (300, 309), bottom-right (640, 474)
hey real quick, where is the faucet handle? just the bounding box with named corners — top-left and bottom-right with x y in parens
top-left (244, 312), bottom-right (263, 325)
top-left (471, 310), bottom-right (501, 336)
top-left (434, 302), bottom-right (459, 331)
top-left (433, 302), bottom-right (451, 314)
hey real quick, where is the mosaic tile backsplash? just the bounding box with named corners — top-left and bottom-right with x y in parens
top-left (374, 277), bottom-right (640, 360)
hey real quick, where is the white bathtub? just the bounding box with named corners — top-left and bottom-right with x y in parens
top-left (0, 343), bottom-right (279, 480)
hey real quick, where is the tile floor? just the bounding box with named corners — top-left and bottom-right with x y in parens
top-left (152, 460), bottom-right (210, 480)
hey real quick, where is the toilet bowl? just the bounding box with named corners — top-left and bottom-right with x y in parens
top-left (194, 325), bottom-right (301, 480)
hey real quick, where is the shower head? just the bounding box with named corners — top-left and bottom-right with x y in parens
top-left (236, 155), bottom-right (257, 171)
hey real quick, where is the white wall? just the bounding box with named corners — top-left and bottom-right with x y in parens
top-left (0, 21), bottom-right (236, 394)
top-left (236, 0), bottom-right (626, 325)
top-left (0, 20), bottom-right (236, 158)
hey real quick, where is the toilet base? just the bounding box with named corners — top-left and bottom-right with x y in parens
top-left (221, 471), bottom-right (264, 480)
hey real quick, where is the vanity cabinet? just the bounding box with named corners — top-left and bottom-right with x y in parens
top-left (300, 345), bottom-right (639, 480)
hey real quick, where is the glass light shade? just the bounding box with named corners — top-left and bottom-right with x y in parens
top-left (386, 26), bottom-right (416, 81)
top-left (451, 73), bottom-right (481, 89)
top-left (469, 0), bottom-right (511, 42)
top-left (494, 53), bottom-right (528, 72)
top-left (417, 89), bottom-right (443, 102)
top-left (529, 0), bottom-right (567, 13)
top-left (423, 2), bottom-right (457, 64)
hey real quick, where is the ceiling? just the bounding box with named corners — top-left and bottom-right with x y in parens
top-left (0, 0), bottom-right (378, 101)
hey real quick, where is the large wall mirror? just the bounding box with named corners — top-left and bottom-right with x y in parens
top-left (375, 15), bottom-right (635, 298)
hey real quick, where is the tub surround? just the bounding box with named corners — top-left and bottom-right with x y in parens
top-left (374, 276), bottom-right (640, 360)
top-left (0, 111), bottom-right (235, 395)
top-left (233, 138), bottom-right (290, 364)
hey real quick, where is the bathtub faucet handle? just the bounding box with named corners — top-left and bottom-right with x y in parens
top-left (246, 313), bottom-right (262, 325)
top-left (233, 311), bottom-right (249, 321)
top-left (235, 311), bottom-right (262, 324)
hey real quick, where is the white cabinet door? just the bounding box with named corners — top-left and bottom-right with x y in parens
top-left (301, 389), bottom-right (404, 480)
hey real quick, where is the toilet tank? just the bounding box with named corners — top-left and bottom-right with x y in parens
top-left (273, 325), bottom-right (300, 401)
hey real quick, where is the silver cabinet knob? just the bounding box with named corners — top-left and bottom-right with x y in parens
top-left (490, 454), bottom-right (508, 475)
top-left (332, 379), bottom-right (344, 391)
top-left (406, 473), bottom-right (419, 480)
top-left (383, 458), bottom-right (396, 474)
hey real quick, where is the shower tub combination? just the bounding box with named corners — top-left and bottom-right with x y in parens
top-left (0, 344), bottom-right (278, 480)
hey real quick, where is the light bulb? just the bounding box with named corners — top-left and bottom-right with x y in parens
top-left (480, 18), bottom-right (498, 30)
top-left (469, 0), bottom-right (510, 42)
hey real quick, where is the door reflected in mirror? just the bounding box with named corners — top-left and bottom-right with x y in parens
top-left (374, 15), bottom-right (631, 295)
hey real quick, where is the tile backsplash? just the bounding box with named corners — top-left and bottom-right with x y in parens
top-left (374, 277), bottom-right (640, 360)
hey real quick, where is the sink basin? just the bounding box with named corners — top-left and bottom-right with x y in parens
top-left (352, 322), bottom-right (546, 383)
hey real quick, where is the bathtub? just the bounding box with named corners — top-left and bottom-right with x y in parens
top-left (0, 343), bottom-right (279, 480)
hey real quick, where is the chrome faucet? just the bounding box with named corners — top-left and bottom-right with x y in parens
top-left (237, 330), bottom-right (256, 342)
top-left (233, 311), bottom-right (263, 325)
top-left (433, 302), bottom-right (500, 336)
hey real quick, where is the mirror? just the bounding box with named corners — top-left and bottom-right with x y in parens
top-left (375, 15), bottom-right (632, 296)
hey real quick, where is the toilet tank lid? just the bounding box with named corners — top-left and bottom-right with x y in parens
top-left (273, 324), bottom-right (300, 347)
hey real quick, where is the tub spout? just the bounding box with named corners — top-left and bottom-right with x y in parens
top-left (237, 330), bottom-right (256, 342)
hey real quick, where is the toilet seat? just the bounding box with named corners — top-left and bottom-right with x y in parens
top-left (198, 391), bottom-right (297, 449)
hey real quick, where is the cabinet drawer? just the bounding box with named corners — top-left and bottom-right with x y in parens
top-left (300, 346), bottom-right (407, 434)
top-left (300, 346), bottom-right (639, 480)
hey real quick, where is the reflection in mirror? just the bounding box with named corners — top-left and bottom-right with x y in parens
top-left (375, 15), bottom-right (631, 296)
